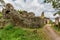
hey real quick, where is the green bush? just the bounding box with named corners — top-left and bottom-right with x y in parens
top-left (53, 25), bottom-right (60, 31)
top-left (4, 23), bottom-right (15, 30)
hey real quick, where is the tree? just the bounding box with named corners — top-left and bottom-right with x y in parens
top-left (44, 0), bottom-right (60, 20)
top-left (54, 11), bottom-right (60, 16)
top-left (44, 0), bottom-right (60, 28)
top-left (44, 0), bottom-right (60, 10)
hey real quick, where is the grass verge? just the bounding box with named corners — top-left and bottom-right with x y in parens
top-left (0, 24), bottom-right (50, 40)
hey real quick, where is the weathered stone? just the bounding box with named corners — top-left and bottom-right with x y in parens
top-left (2, 3), bottom-right (49, 28)
top-left (2, 3), bottom-right (23, 26)
top-left (0, 18), bottom-right (8, 28)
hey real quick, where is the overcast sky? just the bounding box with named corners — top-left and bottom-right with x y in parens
top-left (0, 0), bottom-right (59, 21)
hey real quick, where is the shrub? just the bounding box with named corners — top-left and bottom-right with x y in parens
top-left (4, 23), bottom-right (14, 30)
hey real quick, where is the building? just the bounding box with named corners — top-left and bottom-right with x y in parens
top-left (55, 17), bottom-right (59, 27)
top-left (40, 12), bottom-right (50, 24)
top-left (40, 12), bottom-right (45, 19)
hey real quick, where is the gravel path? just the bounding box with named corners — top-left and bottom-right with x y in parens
top-left (44, 24), bottom-right (60, 40)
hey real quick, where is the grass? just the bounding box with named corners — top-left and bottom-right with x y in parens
top-left (0, 23), bottom-right (50, 40)
top-left (0, 13), bottom-right (2, 18)
top-left (52, 25), bottom-right (60, 32)
top-left (52, 25), bottom-right (60, 36)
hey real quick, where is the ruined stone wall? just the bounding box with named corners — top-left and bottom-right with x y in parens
top-left (2, 3), bottom-right (45, 28)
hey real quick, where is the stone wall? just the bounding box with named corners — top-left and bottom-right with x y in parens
top-left (2, 3), bottom-right (48, 28)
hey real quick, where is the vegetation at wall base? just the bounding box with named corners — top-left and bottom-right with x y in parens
top-left (0, 23), bottom-right (50, 40)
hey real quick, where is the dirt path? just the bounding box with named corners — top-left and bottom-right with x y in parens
top-left (44, 24), bottom-right (60, 40)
